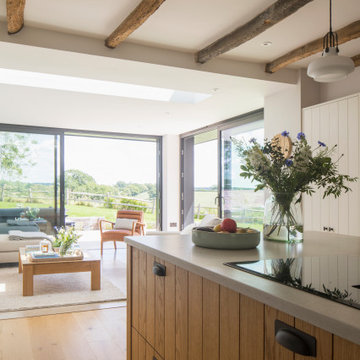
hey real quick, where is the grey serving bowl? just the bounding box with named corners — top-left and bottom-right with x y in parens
top-left (192, 229), bottom-right (260, 250)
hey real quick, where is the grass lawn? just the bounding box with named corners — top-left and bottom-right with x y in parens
top-left (0, 201), bottom-right (156, 229)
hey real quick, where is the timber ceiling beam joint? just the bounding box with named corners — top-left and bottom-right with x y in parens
top-left (6, 0), bottom-right (26, 34)
top-left (353, 54), bottom-right (360, 67)
top-left (105, 0), bottom-right (166, 49)
top-left (195, 0), bottom-right (314, 64)
top-left (266, 20), bottom-right (360, 73)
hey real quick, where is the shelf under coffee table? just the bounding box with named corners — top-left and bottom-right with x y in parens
top-left (18, 247), bottom-right (101, 296)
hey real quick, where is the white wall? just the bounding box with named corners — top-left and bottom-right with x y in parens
top-left (264, 69), bottom-right (321, 139)
top-left (162, 135), bottom-right (180, 231)
top-left (264, 74), bottom-right (301, 139)
top-left (320, 67), bottom-right (360, 103)
top-left (300, 69), bottom-right (321, 108)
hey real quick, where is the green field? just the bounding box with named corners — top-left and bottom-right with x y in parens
top-left (0, 201), bottom-right (156, 229)
top-left (194, 189), bottom-right (264, 231)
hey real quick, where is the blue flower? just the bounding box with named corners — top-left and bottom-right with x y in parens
top-left (297, 132), bottom-right (305, 140)
top-left (281, 131), bottom-right (289, 137)
top-left (318, 141), bottom-right (326, 147)
top-left (249, 137), bottom-right (257, 144)
top-left (285, 159), bottom-right (293, 167)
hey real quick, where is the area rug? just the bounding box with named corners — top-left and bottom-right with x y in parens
top-left (0, 266), bottom-right (126, 313)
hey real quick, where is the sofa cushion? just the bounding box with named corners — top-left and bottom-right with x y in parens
top-left (0, 223), bottom-right (39, 234)
top-left (114, 218), bottom-right (137, 230)
top-left (0, 235), bottom-right (41, 253)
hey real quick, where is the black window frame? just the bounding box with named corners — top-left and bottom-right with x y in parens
top-left (0, 123), bottom-right (163, 230)
top-left (180, 109), bottom-right (264, 229)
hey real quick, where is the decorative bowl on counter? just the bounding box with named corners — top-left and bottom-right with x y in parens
top-left (192, 227), bottom-right (260, 250)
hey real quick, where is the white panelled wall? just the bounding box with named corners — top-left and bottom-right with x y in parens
top-left (302, 93), bottom-right (360, 236)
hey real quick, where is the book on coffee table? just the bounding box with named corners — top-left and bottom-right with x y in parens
top-left (31, 252), bottom-right (59, 259)
top-left (28, 250), bottom-right (84, 262)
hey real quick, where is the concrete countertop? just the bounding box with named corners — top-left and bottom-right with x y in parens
top-left (125, 231), bottom-right (360, 345)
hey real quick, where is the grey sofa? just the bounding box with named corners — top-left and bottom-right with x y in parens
top-left (0, 207), bottom-right (59, 234)
top-left (0, 208), bottom-right (39, 234)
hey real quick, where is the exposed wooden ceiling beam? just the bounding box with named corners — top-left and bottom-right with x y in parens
top-left (352, 54), bottom-right (360, 67)
top-left (266, 20), bottom-right (360, 73)
top-left (195, 0), bottom-right (314, 64)
top-left (6, 0), bottom-right (26, 34)
top-left (105, 0), bottom-right (166, 49)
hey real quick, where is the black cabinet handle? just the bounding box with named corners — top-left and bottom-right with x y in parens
top-left (323, 226), bottom-right (328, 231)
top-left (329, 227), bottom-right (334, 232)
top-left (153, 262), bottom-right (166, 276)
top-left (275, 320), bottom-right (316, 356)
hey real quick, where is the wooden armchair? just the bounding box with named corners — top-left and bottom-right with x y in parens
top-left (99, 210), bottom-right (145, 254)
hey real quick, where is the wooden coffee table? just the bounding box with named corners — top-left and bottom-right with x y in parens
top-left (18, 248), bottom-right (101, 296)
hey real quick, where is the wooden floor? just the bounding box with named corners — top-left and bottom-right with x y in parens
top-left (0, 306), bottom-right (127, 360)
top-left (0, 237), bottom-right (129, 360)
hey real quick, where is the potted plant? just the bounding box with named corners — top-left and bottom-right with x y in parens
top-left (24, 207), bottom-right (40, 221)
top-left (51, 236), bottom-right (62, 253)
top-left (54, 226), bottom-right (80, 256)
top-left (233, 131), bottom-right (357, 243)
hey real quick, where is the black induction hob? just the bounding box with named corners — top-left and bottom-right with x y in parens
top-left (224, 255), bottom-right (360, 310)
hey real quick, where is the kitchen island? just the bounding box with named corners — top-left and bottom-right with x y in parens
top-left (125, 232), bottom-right (360, 360)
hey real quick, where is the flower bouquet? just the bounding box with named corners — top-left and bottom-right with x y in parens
top-left (54, 226), bottom-right (80, 256)
top-left (233, 131), bottom-right (357, 242)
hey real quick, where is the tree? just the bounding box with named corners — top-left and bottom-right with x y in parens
top-left (0, 132), bottom-right (36, 181)
top-left (115, 181), bottom-right (127, 192)
top-left (145, 183), bottom-right (157, 199)
top-left (65, 169), bottom-right (96, 191)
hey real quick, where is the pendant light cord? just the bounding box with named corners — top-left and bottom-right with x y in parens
top-left (323, 0), bottom-right (338, 51)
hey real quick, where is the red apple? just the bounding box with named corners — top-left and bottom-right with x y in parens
top-left (221, 218), bottom-right (237, 233)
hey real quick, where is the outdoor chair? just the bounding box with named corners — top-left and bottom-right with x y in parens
top-left (99, 210), bottom-right (145, 254)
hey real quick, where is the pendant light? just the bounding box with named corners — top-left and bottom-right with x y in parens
top-left (307, 0), bottom-right (354, 83)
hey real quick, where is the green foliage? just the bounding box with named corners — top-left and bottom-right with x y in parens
top-left (116, 181), bottom-right (156, 198)
top-left (234, 133), bottom-right (357, 240)
top-left (144, 183), bottom-right (157, 199)
top-left (54, 226), bottom-right (80, 255)
top-left (104, 197), bottom-right (115, 209)
top-left (119, 198), bottom-right (148, 212)
top-left (24, 207), bottom-right (40, 220)
top-left (233, 133), bottom-right (357, 200)
top-left (65, 169), bottom-right (96, 191)
top-left (0, 132), bottom-right (37, 180)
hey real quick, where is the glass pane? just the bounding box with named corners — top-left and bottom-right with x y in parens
top-left (0, 131), bottom-right (59, 235)
top-left (221, 121), bottom-right (264, 230)
top-left (64, 135), bottom-right (158, 231)
top-left (193, 130), bottom-right (218, 222)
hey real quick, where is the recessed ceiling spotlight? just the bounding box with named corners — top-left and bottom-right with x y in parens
top-left (261, 41), bottom-right (272, 47)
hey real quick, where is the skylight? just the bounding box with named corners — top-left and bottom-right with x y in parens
top-left (0, 68), bottom-right (212, 104)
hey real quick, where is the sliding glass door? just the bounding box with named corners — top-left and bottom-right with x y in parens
top-left (182, 130), bottom-right (218, 226)
top-left (64, 134), bottom-right (160, 230)
top-left (0, 125), bottom-right (162, 234)
top-left (181, 110), bottom-right (264, 230)
top-left (220, 120), bottom-right (264, 230)
top-left (0, 130), bottom-right (60, 234)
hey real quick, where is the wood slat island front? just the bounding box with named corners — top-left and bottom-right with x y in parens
top-left (126, 234), bottom-right (360, 360)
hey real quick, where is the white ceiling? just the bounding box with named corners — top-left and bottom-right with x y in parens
top-left (0, 43), bottom-right (291, 135)
top-left (0, 0), bottom-right (358, 135)
top-left (0, 0), bottom-right (358, 65)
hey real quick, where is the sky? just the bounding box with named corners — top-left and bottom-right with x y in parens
top-left (194, 126), bottom-right (264, 189)
top-left (6, 133), bottom-right (157, 185)
top-left (65, 136), bottom-right (156, 185)
top-left (5, 124), bottom-right (262, 188)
